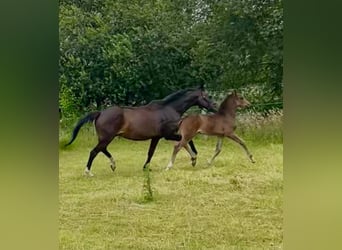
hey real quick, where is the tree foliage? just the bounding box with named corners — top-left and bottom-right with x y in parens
top-left (59, 0), bottom-right (283, 116)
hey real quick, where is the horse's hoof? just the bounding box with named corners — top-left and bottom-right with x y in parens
top-left (165, 167), bottom-right (171, 171)
top-left (84, 170), bottom-right (94, 177)
top-left (110, 164), bottom-right (116, 172)
top-left (191, 158), bottom-right (197, 167)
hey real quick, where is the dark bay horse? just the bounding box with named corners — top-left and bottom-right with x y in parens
top-left (65, 86), bottom-right (216, 176)
top-left (166, 90), bottom-right (255, 170)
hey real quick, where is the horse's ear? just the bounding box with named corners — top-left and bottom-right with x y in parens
top-left (198, 83), bottom-right (204, 90)
top-left (233, 89), bottom-right (237, 96)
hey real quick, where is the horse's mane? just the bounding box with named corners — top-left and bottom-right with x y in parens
top-left (148, 88), bottom-right (197, 106)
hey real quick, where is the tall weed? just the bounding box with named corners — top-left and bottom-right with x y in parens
top-left (236, 109), bottom-right (283, 144)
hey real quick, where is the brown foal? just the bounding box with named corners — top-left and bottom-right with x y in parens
top-left (166, 90), bottom-right (255, 170)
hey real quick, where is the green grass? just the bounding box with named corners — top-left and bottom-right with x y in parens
top-left (59, 126), bottom-right (283, 249)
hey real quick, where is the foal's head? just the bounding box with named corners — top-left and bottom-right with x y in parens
top-left (218, 90), bottom-right (250, 114)
top-left (231, 90), bottom-right (250, 108)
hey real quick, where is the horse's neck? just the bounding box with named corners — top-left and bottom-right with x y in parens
top-left (169, 96), bottom-right (196, 114)
top-left (173, 99), bottom-right (196, 115)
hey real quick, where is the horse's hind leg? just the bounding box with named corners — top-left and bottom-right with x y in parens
top-left (208, 136), bottom-right (223, 166)
top-left (187, 140), bottom-right (198, 166)
top-left (188, 140), bottom-right (197, 154)
top-left (85, 141), bottom-right (110, 176)
top-left (102, 147), bottom-right (116, 172)
top-left (183, 144), bottom-right (197, 167)
top-left (85, 146), bottom-right (100, 177)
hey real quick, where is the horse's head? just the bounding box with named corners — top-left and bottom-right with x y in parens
top-left (194, 85), bottom-right (217, 112)
top-left (230, 90), bottom-right (250, 108)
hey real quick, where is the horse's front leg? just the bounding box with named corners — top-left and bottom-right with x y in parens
top-left (143, 137), bottom-right (161, 170)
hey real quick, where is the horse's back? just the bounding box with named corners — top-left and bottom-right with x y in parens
top-left (118, 107), bottom-right (162, 140)
top-left (98, 106), bottom-right (124, 123)
top-left (95, 106), bottom-right (125, 139)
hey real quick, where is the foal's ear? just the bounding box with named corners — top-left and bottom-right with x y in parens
top-left (233, 89), bottom-right (237, 96)
top-left (198, 83), bottom-right (205, 90)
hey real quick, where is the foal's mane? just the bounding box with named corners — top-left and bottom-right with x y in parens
top-left (217, 94), bottom-right (233, 115)
top-left (149, 88), bottom-right (197, 106)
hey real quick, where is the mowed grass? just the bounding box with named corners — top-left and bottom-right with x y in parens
top-left (59, 127), bottom-right (283, 249)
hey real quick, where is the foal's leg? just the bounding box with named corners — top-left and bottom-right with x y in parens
top-left (166, 140), bottom-right (185, 170)
top-left (227, 134), bottom-right (255, 163)
top-left (165, 134), bottom-right (182, 170)
top-left (143, 137), bottom-right (161, 170)
top-left (166, 136), bottom-right (198, 162)
top-left (165, 134), bottom-right (197, 169)
top-left (208, 136), bottom-right (223, 166)
top-left (166, 129), bottom-right (199, 169)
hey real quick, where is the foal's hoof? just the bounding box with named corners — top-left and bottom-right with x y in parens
top-left (110, 164), bottom-right (116, 172)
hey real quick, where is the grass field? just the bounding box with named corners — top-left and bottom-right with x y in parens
top-left (59, 116), bottom-right (283, 249)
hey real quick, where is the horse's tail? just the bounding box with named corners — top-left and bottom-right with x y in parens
top-left (65, 111), bottom-right (101, 146)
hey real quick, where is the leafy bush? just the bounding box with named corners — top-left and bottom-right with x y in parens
top-left (59, 0), bottom-right (283, 112)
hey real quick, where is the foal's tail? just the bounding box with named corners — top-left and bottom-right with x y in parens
top-left (65, 111), bottom-right (101, 146)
